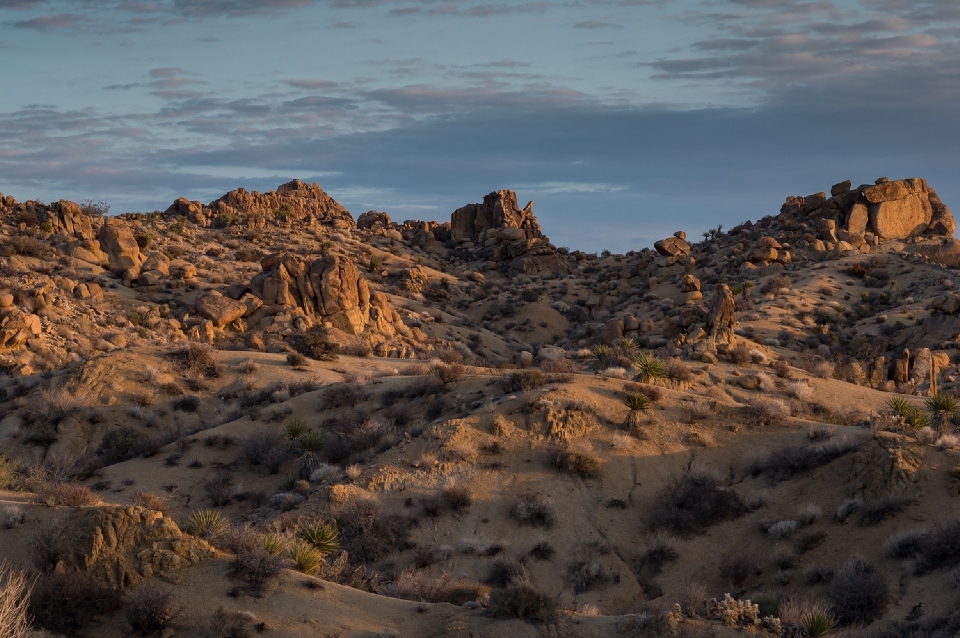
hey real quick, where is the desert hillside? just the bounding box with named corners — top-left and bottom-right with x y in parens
top-left (1, 177), bottom-right (960, 638)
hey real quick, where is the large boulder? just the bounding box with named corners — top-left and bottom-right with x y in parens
top-left (928, 190), bottom-right (956, 236)
top-left (98, 219), bottom-right (143, 274)
top-left (195, 292), bottom-right (247, 327)
top-left (356, 210), bottom-right (392, 229)
top-left (309, 254), bottom-right (371, 335)
top-left (654, 235), bottom-right (691, 257)
top-left (863, 178), bottom-right (925, 204)
top-left (869, 192), bottom-right (933, 240)
top-left (705, 283), bottom-right (736, 348)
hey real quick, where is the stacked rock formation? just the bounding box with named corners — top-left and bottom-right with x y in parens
top-left (165, 179), bottom-right (354, 229)
top-left (451, 190), bottom-right (542, 242)
top-left (779, 177), bottom-right (955, 243)
top-left (248, 251), bottom-right (402, 337)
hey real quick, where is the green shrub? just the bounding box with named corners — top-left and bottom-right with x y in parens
top-left (285, 418), bottom-right (309, 440)
top-left (634, 352), bottom-right (668, 383)
top-left (287, 352), bottom-right (308, 368)
top-left (488, 584), bottom-right (556, 621)
top-left (622, 391), bottom-right (651, 411)
top-left (288, 542), bottom-right (322, 575)
top-left (298, 521), bottom-right (339, 556)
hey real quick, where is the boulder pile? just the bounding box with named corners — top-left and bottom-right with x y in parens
top-left (779, 177), bottom-right (954, 243)
top-left (165, 179), bottom-right (354, 229)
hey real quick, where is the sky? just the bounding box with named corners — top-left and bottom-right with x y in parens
top-left (0, 0), bottom-right (958, 252)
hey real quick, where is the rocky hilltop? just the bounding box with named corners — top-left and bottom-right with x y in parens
top-left (1, 176), bottom-right (960, 638)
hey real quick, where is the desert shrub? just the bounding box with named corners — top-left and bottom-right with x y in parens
top-left (649, 470), bottom-right (751, 536)
top-left (324, 415), bottom-right (388, 463)
top-left (126, 583), bottom-right (180, 634)
top-left (858, 496), bottom-right (913, 527)
top-left (528, 540), bottom-right (555, 561)
top-left (204, 472), bottom-right (235, 506)
top-left (768, 520), bottom-right (798, 540)
top-left (242, 430), bottom-right (288, 473)
top-left (887, 396), bottom-right (930, 430)
top-left (229, 547), bottom-right (290, 596)
top-left (290, 325), bottom-right (340, 361)
top-left (97, 426), bottom-right (146, 464)
top-left (488, 584), bottom-right (556, 621)
top-left (749, 438), bottom-right (861, 484)
top-left (285, 418), bottom-right (309, 440)
top-left (2, 506), bottom-right (24, 529)
top-left (29, 518), bottom-right (71, 570)
top-left (779, 599), bottom-right (836, 638)
top-left (168, 343), bottom-right (223, 379)
top-left (511, 491), bottom-right (556, 528)
top-left (884, 529), bottom-right (926, 558)
top-left (30, 570), bottom-right (122, 634)
top-left (797, 504), bottom-right (823, 527)
top-left (0, 561), bottom-right (31, 638)
top-left (207, 607), bottom-right (256, 638)
top-left (804, 565), bottom-right (835, 585)
top-left (442, 485), bottom-right (472, 512)
top-left (173, 394), bottom-right (202, 412)
top-left (624, 382), bottom-right (662, 402)
top-left (133, 491), bottom-right (169, 516)
top-left (795, 531), bottom-right (827, 554)
top-left (333, 496), bottom-right (412, 564)
top-left (295, 431), bottom-right (325, 454)
top-left (430, 363), bottom-right (465, 384)
top-left (808, 425), bottom-right (836, 441)
top-left (827, 555), bottom-right (889, 625)
top-left (484, 558), bottom-right (528, 588)
top-left (286, 352), bottom-right (308, 368)
top-left (637, 531), bottom-right (678, 574)
top-left (834, 498), bottom-right (863, 523)
top-left (567, 545), bottom-right (613, 594)
top-left (0, 455), bottom-right (14, 490)
top-left (718, 551), bottom-right (757, 587)
top-left (547, 443), bottom-right (601, 478)
top-left (321, 383), bottom-right (365, 410)
top-left (750, 396), bottom-right (790, 425)
top-left (183, 509), bottom-right (228, 539)
top-left (666, 358), bottom-right (694, 382)
top-left (501, 370), bottom-right (547, 393)
top-left (914, 519), bottom-right (960, 572)
top-left (771, 359), bottom-right (792, 378)
top-left (728, 343), bottom-right (752, 365)
top-left (38, 481), bottom-right (100, 507)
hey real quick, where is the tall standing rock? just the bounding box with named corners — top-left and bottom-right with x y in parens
top-left (705, 284), bottom-right (736, 349)
top-left (98, 218), bottom-right (143, 275)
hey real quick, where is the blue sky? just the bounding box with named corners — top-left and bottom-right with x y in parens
top-left (1, 0), bottom-right (958, 251)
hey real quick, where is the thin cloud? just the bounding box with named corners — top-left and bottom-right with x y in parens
top-left (13, 13), bottom-right (81, 30)
top-left (573, 20), bottom-right (621, 29)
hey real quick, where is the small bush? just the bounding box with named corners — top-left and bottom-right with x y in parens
top-left (780, 599), bottom-right (836, 638)
top-left (173, 394), bottom-right (202, 412)
top-left (649, 470), bottom-right (750, 536)
top-left (324, 415), bottom-right (388, 464)
top-left (30, 571), bottom-right (122, 634)
top-left (634, 352), bottom-right (668, 383)
top-left (321, 383), bottom-right (364, 410)
top-left (637, 531), bottom-right (679, 574)
top-left (750, 396), bottom-right (790, 425)
top-left (502, 370), bottom-right (547, 393)
top-left (548, 443), bottom-right (601, 478)
top-left (622, 391), bottom-right (652, 411)
top-left (834, 498), bottom-right (863, 523)
top-left (484, 558), bottom-right (528, 588)
top-left (827, 555), bottom-right (889, 625)
top-left (914, 519), bottom-right (960, 572)
top-left (511, 491), bottom-right (556, 528)
top-left (768, 520), bottom-right (798, 540)
top-left (285, 418), bottom-right (309, 440)
top-left (97, 426), bottom-right (146, 464)
top-left (291, 326), bottom-right (340, 361)
top-left (288, 542), bottom-right (322, 575)
top-left (858, 497), bottom-right (913, 527)
top-left (749, 438), bottom-right (861, 484)
top-left (795, 531), bottom-right (827, 554)
top-left (442, 485), bottom-right (472, 512)
top-left (208, 607), bottom-right (256, 638)
top-left (488, 584), bottom-right (556, 621)
top-left (242, 430), bottom-right (288, 473)
top-left (797, 504), bottom-right (823, 527)
top-left (718, 551), bottom-right (757, 587)
top-left (126, 583), bottom-right (180, 634)
top-left (204, 472), bottom-right (235, 506)
top-left (287, 352), bottom-right (308, 368)
top-left (229, 548), bottom-right (289, 595)
top-left (528, 540), bottom-right (555, 561)
top-left (804, 565), bottom-right (835, 585)
top-left (0, 561), bottom-right (31, 638)
top-left (771, 359), bottom-right (792, 378)
top-left (38, 482), bottom-right (100, 507)
top-left (884, 529), bottom-right (926, 558)
top-left (169, 344), bottom-right (223, 379)
top-left (333, 496), bottom-right (412, 564)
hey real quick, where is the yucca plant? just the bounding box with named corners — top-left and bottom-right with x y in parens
top-left (634, 352), bottom-right (667, 383)
top-left (887, 396), bottom-right (930, 429)
top-left (297, 451), bottom-right (323, 480)
top-left (288, 542), bottom-right (322, 575)
top-left (800, 606), bottom-right (837, 638)
top-left (622, 391), bottom-right (652, 411)
top-left (588, 344), bottom-right (612, 371)
top-left (295, 430), bottom-right (324, 454)
top-left (279, 476), bottom-right (298, 492)
top-left (298, 520), bottom-right (339, 556)
top-left (613, 337), bottom-right (640, 359)
top-left (285, 418), bottom-right (309, 441)
top-left (183, 509), bottom-right (228, 539)
top-left (926, 393), bottom-right (959, 432)
top-left (261, 534), bottom-right (286, 556)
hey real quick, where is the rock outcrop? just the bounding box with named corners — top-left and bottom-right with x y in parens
top-left (0, 306), bottom-right (41, 349)
top-left (165, 179), bottom-right (354, 229)
top-left (705, 283), bottom-right (736, 349)
top-left (98, 218), bottom-right (143, 277)
top-left (249, 251), bottom-right (402, 336)
top-left (779, 177), bottom-right (955, 242)
top-left (451, 190), bottom-right (542, 242)
top-left (43, 506), bottom-right (216, 589)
